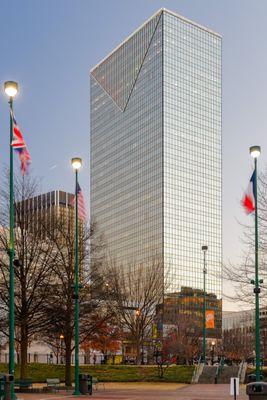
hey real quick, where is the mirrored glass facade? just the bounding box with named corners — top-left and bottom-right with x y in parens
top-left (91, 12), bottom-right (163, 266)
top-left (90, 9), bottom-right (222, 303)
top-left (163, 13), bottom-right (222, 298)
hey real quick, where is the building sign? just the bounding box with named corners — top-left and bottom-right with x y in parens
top-left (206, 310), bottom-right (215, 328)
top-left (152, 324), bottom-right (158, 339)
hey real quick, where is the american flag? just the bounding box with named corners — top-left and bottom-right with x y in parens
top-left (11, 111), bottom-right (31, 175)
top-left (74, 183), bottom-right (87, 221)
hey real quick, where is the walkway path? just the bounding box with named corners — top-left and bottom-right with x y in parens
top-left (16, 383), bottom-right (248, 400)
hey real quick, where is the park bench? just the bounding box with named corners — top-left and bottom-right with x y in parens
top-left (46, 378), bottom-right (60, 392)
top-left (14, 379), bottom-right (33, 390)
top-left (92, 377), bottom-right (105, 391)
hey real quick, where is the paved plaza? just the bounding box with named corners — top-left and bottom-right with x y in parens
top-left (16, 383), bottom-right (248, 399)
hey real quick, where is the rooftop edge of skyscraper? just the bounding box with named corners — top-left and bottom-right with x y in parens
top-left (90, 7), bottom-right (221, 74)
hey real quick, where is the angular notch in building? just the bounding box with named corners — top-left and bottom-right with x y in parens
top-left (91, 11), bottom-right (162, 111)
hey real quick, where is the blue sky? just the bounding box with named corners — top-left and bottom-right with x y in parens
top-left (1, 0), bottom-right (267, 308)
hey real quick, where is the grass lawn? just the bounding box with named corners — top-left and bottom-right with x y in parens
top-left (0, 363), bottom-right (194, 383)
top-left (246, 367), bottom-right (267, 381)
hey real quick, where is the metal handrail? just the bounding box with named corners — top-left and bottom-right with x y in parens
top-left (215, 357), bottom-right (224, 384)
top-left (238, 360), bottom-right (244, 379)
top-left (191, 356), bottom-right (203, 383)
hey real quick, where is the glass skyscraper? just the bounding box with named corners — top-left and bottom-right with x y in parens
top-left (90, 9), bottom-right (222, 310)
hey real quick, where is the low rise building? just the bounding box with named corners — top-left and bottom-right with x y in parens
top-left (223, 307), bottom-right (267, 363)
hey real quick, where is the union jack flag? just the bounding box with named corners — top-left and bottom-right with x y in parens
top-left (11, 111), bottom-right (31, 175)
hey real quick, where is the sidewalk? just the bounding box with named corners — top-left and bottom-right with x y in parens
top-left (15, 383), bottom-right (248, 400)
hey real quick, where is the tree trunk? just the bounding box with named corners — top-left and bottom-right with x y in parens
top-left (135, 340), bottom-right (141, 364)
top-left (20, 324), bottom-right (28, 379)
top-left (65, 337), bottom-right (72, 388)
top-left (157, 364), bottom-right (163, 378)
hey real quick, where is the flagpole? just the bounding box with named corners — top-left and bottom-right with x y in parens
top-left (74, 168), bottom-right (80, 395)
top-left (202, 245), bottom-right (208, 365)
top-left (9, 96), bottom-right (15, 399)
top-left (250, 146), bottom-right (261, 381)
top-left (4, 81), bottom-right (19, 400)
top-left (71, 157), bottom-right (82, 395)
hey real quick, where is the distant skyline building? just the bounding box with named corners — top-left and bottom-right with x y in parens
top-left (90, 8), bottom-right (222, 305)
top-left (223, 308), bottom-right (267, 361)
top-left (157, 287), bottom-right (222, 340)
top-left (15, 190), bottom-right (74, 234)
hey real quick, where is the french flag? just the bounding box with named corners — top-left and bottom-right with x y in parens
top-left (242, 170), bottom-right (256, 214)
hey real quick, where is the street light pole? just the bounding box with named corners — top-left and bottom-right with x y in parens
top-left (4, 81), bottom-right (19, 400)
top-left (71, 157), bottom-right (82, 395)
top-left (59, 334), bottom-right (64, 364)
top-left (250, 145), bottom-right (261, 381)
top-left (211, 341), bottom-right (215, 365)
top-left (202, 245), bottom-right (208, 365)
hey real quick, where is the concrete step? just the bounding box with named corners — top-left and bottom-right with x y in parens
top-left (198, 366), bottom-right (217, 383)
top-left (217, 366), bottom-right (239, 384)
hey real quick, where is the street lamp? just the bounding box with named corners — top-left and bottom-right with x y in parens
top-left (72, 158), bottom-right (82, 170)
top-left (59, 334), bottom-right (64, 364)
top-left (211, 341), bottom-right (215, 365)
top-left (250, 145), bottom-right (261, 381)
top-left (71, 157), bottom-right (82, 395)
top-left (134, 309), bottom-right (143, 364)
top-left (4, 80), bottom-right (19, 400)
top-left (4, 81), bottom-right (18, 98)
top-left (202, 245), bottom-right (208, 365)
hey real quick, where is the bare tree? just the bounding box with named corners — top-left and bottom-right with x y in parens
top-left (223, 327), bottom-right (254, 362)
top-left (0, 172), bottom-right (55, 379)
top-left (153, 314), bottom-right (201, 378)
top-left (106, 258), bottom-right (164, 364)
top-left (223, 168), bottom-right (267, 307)
top-left (154, 343), bottom-right (172, 379)
top-left (165, 314), bottom-right (201, 364)
top-left (40, 215), bottom-right (110, 386)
